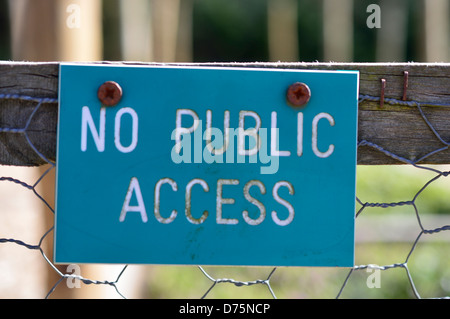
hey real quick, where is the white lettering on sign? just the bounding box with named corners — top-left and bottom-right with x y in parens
top-left (81, 106), bottom-right (105, 152)
top-left (216, 179), bottom-right (240, 225)
top-left (242, 180), bottom-right (266, 226)
top-left (81, 106), bottom-right (138, 153)
top-left (297, 112), bottom-right (303, 157)
top-left (238, 111), bottom-right (261, 156)
top-left (119, 177), bottom-right (148, 223)
top-left (312, 112), bottom-right (335, 158)
top-left (271, 181), bottom-right (295, 226)
top-left (79, 106), bottom-right (332, 228)
top-left (119, 177), bottom-right (295, 226)
top-left (174, 109), bottom-right (200, 154)
top-left (154, 178), bottom-right (178, 224)
top-left (270, 111), bottom-right (290, 157)
top-left (171, 109), bottom-right (335, 174)
top-left (186, 179), bottom-right (209, 224)
top-left (205, 110), bottom-right (229, 155)
top-left (114, 107), bottom-right (139, 153)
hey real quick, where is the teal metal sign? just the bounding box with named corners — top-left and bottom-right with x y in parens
top-left (55, 64), bottom-right (359, 267)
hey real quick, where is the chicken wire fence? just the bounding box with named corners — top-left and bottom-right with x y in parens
top-left (0, 92), bottom-right (449, 299)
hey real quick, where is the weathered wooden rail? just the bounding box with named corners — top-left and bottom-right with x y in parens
top-left (0, 61), bottom-right (449, 166)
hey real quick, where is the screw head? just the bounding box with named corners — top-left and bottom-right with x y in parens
top-left (98, 81), bottom-right (122, 106)
top-left (286, 82), bottom-right (311, 107)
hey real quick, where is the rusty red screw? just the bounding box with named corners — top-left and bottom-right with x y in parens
top-left (286, 82), bottom-right (311, 107)
top-left (98, 81), bottom-right (122, 106)
top-left (402, 71), bottom-right (409, 101)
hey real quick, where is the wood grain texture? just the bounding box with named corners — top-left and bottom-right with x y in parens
top-left (0, 61), bottom-right (449, 166)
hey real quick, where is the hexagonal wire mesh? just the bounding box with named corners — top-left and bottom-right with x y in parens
top-left (0, 92), bottom-right (449, 299)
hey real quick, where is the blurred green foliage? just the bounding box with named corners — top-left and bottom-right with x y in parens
top-left (138, 165), bottom-right (450, 299)
top-left (191, 0), bottom-right (425, 63)
top-left (357, 165), bottom-right (450, 216)
top-left (193, 0), bottom-right (268, 62)
top-left (140, 242), bottom-right (450, 298)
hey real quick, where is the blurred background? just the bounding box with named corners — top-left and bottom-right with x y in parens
top-left (0, 0), bottom-right (449, 299)
top-left (0, 0), bottom-right (449, 63)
